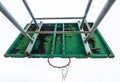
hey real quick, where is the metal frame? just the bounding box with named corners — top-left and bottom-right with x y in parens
top-left (25, 21), bottom-right (42, 55)
top-left (62, 23), bottom-right (65, 54)
top-left (26, 31), bottom-right (90, 34)
top-left (35, 17), bottom-right (83, 20)
top-left (51, 24), bottom-right (57, 54)
top-left (1, 0), bottom-right (116, 56)
top-left (24, 20), bottom-right (34, 31)
top-left (1, 0), bottom-right (116, 42)
top-left (78, 21), bottom-right (92, 56)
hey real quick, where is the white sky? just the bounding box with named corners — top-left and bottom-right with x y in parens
top-left (0, 0), bottom-right (120, 82)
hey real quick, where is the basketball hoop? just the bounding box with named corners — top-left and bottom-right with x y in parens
top-left (47, 58), bottom-right (71, 68)
top-left (47, 58), bottom-right (71, 82)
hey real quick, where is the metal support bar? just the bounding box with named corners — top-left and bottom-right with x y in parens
top-left (0, 2), bottom-right (33, 42)
top-left (84, 0), bottom-right (93, 19)
top-left (78, 21), bottom-right (92, 56)
top-left (25, 22), bottom-right (42, 55)
top-left (80, 0), bottom-right (93, 29)
top-left (51, 24), bottom-right (57, 54)
top-left (26, 31), bottom-right (90, 34)
top-left (85, 0), bottom-right (116, 42)
top-left (84, 19), bottom-right (91, 31)
top-left (25, 20), bottom-right (33, 31)
top-left (22, 0), bottom-right (39, 28)
top-left (62, 24), bottom-right (65, 54)
top-left (35, 17), bottom-right (83, 20)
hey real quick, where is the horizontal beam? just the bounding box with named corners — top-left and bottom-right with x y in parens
top-left (0, 2), bottom-right (33, 42)
top-left (35, 17), bottom-right (83, 20)
top-left (26, 31), bottom-right (90, 34)
top-left (85, 0), bottom-right (116, 42)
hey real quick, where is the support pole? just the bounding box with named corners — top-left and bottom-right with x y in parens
top-left (80, 0), bottom-right (92, 29)
top-left (62, 23), bottom-right (65, 54)
top-left (51, 24), bottom-right (57, 54)
top-left (0, 2), bottom-right (33, 42)
top-left (85, 0), bottom-right (116, 42)
top-left (84, 19), bottom-right (91, 31)
top-left (22, 0), bottom-right (39, 28)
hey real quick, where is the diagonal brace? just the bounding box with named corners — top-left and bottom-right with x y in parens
top-left (22, 0), bottom-right (39, 28)
top-left (80, 0), bottom-right (93, 29)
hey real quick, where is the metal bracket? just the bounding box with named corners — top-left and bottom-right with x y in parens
top-left (78, 21), bottom-right (92, 56)
top-left (24, 20), bottom-right (34, 32)
top-left (25, 21), bottom-right (43, 55)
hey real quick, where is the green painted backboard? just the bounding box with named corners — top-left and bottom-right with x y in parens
top-left (4, 23), bottom-right (114, 58)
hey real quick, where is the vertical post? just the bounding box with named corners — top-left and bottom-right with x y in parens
top-left (51, 24), bottom-right (57, 54)
top-left (0, 2), bottom-right (33, 42)
top-left (62, 23), bottom-right (65, 54)
top-left (85, 0), bottom-right (116, 42)
top-left (80, 0), bottom-right (93, 29)
top-left (22, 0), bottom-right (39, 28)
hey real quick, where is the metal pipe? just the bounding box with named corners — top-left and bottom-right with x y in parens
top-left (22, 0), bottom-right (39, 28)
top-left (0, 2), bottom-right (33, 42)
top-left (85, 0), bottom-right (116, 42)
top-left (80, 0), bottom-right (93, 29)
top-left (84, 19), bottom-right (91, 31)
top-left (62, 23), bottom-right (65, 54)
top-left (84, 0), bottom-right (93, 19)
top-left (51, 24), bottom-right (57, 54)
top-left (26, 31), bottom-right (90, 34)
top-left (35, 17), bottom-right (83, 20)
